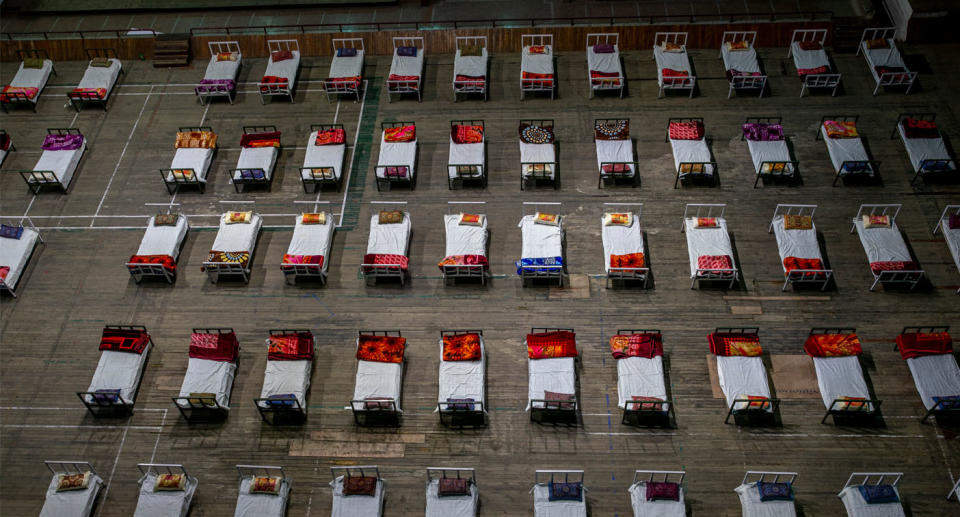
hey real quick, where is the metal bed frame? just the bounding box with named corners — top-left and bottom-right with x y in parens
top-left (787, 29), bottom-right (841, 97)
top-left (682, 204), bottom-right (738, 289)
top-left (258, 39), bottom-right (299, 104)
top-left (282, 201), bottom-right (334, 286)
top-left (769, 204), bottom-right (832, 291)
top-left (719, 31), bottom-right (766, 99)
top-left (1, 49), bottom-right (56, 113)
top-left (254, 329), bottom-right (313, 425)
top-left (529, 327), bottom-right (579, 425)
top-left (125, 203), bottom-right (185, 285)
top-left (520, 34), bottom-right (555, 100)
top-left (172, 327), bottom-right (238, 423)
top-left (714, 327), bottom-right (779, 424)
top-left (44, 460), bottom-right (99, 481)
top-left (67, 48), bottom-right (123, 112)
top-left (427, 467), bottom-right (476, 494)
top-left (323, 38), bottom-right (364, 103)
top-left (891, 113), bottom-right (956, 184)
top-left (301, 124), bottom-right (346, 192)
top-left (161, 126), bottom-right (216, 195)
top-left (619, 329), bottom-right (673, 427)
top-left (442, 202), bottom-right (488, 285)
top-left (667, 117), bottom-right (716, 188)
top-left (361, 201), bottom-right (410, 287)
top-left (231, 125), bottom-right (279, 193)
top-left (520, 202), bottom-right (565, 287)
top-left (850, 204), bottom-right (924, 291)
top-left (520, 119), bottom-right (558, 190)
top-left (743, 471), bottom-right (797, 489)
top-left (632, 470), bottom-right (685, 492)
top-left (376, 121), bottom-right (417, 191)
top-left (197, 41), bottom-right (241, 105)
top-left (12, 127), bottom-right (84, 194)
top-left (857, 28), bottom-right (917, 95)
top-left (949, 476), bottom-right (960, 502)
top-left (933, 206), bottom-right (960, 294)
top-left (743, 116), bottom-right (799, 187)
top-left (532, 470), bottom-right (586, 497)
top-left (351, 330), bottom-right (403, 427)
top-left (137, 463), bottom-right (195, 501)
top-left (0, 129), bottom-right (14, 167)
top-left (448, 119), bottom-right (486, 189)
top-left (76, 324), bottom-right (152, 417)
top-left (654, 32), bottom-right (695, 98)
top-left (603, 204), bottom-right (649, 289)
top-left (453, 36), bottom-right (488, 101)
top-left (586, 33), bottom-right (624, 99)
top-left (438, 330), bottom-right (487, 428)
top-left (809, 327), bottom-right (883, 424)
top-left (331, 466), bottom-right (384, 509)
top-left (236, 465), bottom-right (289, 497)
top-left (387, 37), bottom-right (424, 102)
top-left (203, 201), bottom-right (259, 284)
top-left (0, 216), bottom-right (44, 298)
top-left (896, 325), bottom-right (958, 422)
top-left (841, 472), bottom-right (903, 498)
top-left (816, 115), bottom-right (880, 187)
top-left (596, 118), bottom-right (637, 188)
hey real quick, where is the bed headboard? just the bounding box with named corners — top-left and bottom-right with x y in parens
top-left (787, 29), bottom-right (827, 58)
top-left (900, 325), bottom-right (949, 336)
top-left (521, 34), bottom-right (553, 49)
top-left (816, 115), bottom-right (859, 141)
top-left (654, 32), bottom-right (688, 48)
top-left (715, 326), bottom-right (759, 335)
top-left (207, 41), bottom-right (240, 58)
top-left (531, 327), bottom-right (574, 334)
top-left (602, 202), bottom-right (642, 221)
top-left (242, 125), bottom-right (278, 135)
top-left (742, 471), bottom-right (797, 485)
top-left (860, 27), bottom-right (896, 46)
top-left (440, 329), bottom-right (483, 337)
top-left (933, 205), bottom-right (960, 235)
top-left (891, 112), bottom-right (937, 140)
top-left (381, 121), bottom-right (415, 130)
top-left (218, 199), bottom-right (256, 214)
top-left (744, 116), bottom-right (782, 126)
top-left (617, 328), bottom-right (659, 336)
top-left (332, 38), bottom-right (364, 53)
top-left (770, 204), bottom-right (816, 232)
top-left (842, 472), bottom-right (902, 490)
top-left (44, 461), bottom-right (98, 477)
top-left (853, 203), bottom-right (901, 224)
top-left (446, 200), bottom-right (485, 215)
top-left (358, 329), bottom-right (402, 337)
top-left (633, 470), bottom-right (684, 485)
top-left (427, 467), bottom-right (475, 484)
top-left (522, 201), bottom-right (561, 218)
top-left (267, 39), bottom-right (299, 54)
top-left (456, 36), bottom-right (487, 51)
top-left (236, 464), bottom-right (285, 481)
top-left (450, 119), bottom-right (484, 130)
top-left (682, 203), bottom-right (725, 226)
top-left (178, 126), bottom-right (213, 133)
top-left (138, 463), bottom-right (189, 479)
top-left (393, 36), bottom-right (424, 51)
top-left (84, 48), bottom-right (118, 61)
top-left (586, 33), bottom-right (618, 48)
top-left (16, 49), bottom-right (50, 62)
top-left (46, 127), bottom-right (82, 136)
top-left (809, 327), bottom-right (856, 336)
top-left (721, 31), bottom-right (756, 48)
top-left (331, 465), bottom-right (380, 481)
top-left (534, 470), bottom-right (584, 486)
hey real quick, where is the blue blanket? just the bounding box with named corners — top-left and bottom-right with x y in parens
top-left (516, 256), bottom-right (563, 276)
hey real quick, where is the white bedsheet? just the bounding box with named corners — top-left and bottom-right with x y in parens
top-left (722, 45), bottom-right (760, 74)
top-left (134, 473), bottom-right (198, 517)
top-left (448, 137), bottom-right (484, 179)
top-left (353, 360), bottom-right (403, 411)
top-left (330, 476), bottom-right (383, 517)
top-left (684, 218), bottom-right (735, 277)
top-left (772, 215), bottom-right (822, 265)
top-left (329, 51), bottom-right (364, 79)
top-left (654, 46), bottom-right (691, 86)
top-left (748, 140), bottom-right (793, 174)
top-left (86, 345), bottom-right (151, 404)
top-left (519, 215), bottom-right (563, 260)
top-left (425, 479), bottom-right (478, 517)
top-left (263, 51), bottom-right (300, 85)
top-left (204, 54), bottom-right (241, 81)
top-left (77, 59), bottom-right (122, 97)
top-left (791, 43), bottom-right (829, 71)
top-left (532, 484), bottom-right (587, 517)
top-left (234, 476), bottom-right (290, 517)
top-left (520, 141), bottom-right (556, 178)
top-left (39, 472), bottom-right (103, 517)
top-left (32, 138), bottom-right (86, 187)
top-left (366, 213), bottom-right (411, 255)
top-left (813, 356), bottom-right (872, 410)
top-left (302, 131), bottom-right (346, 180)
top-left (527, 357), bottom-right (576, 411)
top-left (168, 148), bottom-right (213, 182)
top-left (942, 218), bottom-right (960, 272)
top-left (906, 354), bottom-right (960, 410)
top-left (717, 356), bottom-right (772, 411)
top-left (454, 49), bottom-right (487, 78)
top-left (8, 60), bottom-right (54, 103)
top-left (377, 133), bottom-right (417, 179)
top-left (136, 216), bottom-right (189, 259)
top-left (444, 214), bottom-right (486, 257)
top-left (628, 482), bottom-right (685, 517)
top-left (822, 127), bottom-right (870, 173)
top-left (211, 213), bottom-right (262, 253)
top-left (735, 483), bottom-right (797, 517)
top-left (596, 139), bottom-right (633, 175)
top-left (898, 124), bottom-right (954, 173)
top-left (861, 40), bottom-right (906, 69)
top-left (617, 356), bottom-right (667, 410)
top-left (602, 217), bottom-right (644, 273)
top-left (259, 359), bottom-right (312, 408)
top-left (233, 146), bottom-right (277, 180)
top-left (176, 357), bottom-right (237, 409)
top-left (438, 336), bottom-right (485, 407)
top-left (853, 219), bottom-right (912, 264)
top-left (287, 214), bottom-right (335, 264)
top-left (587, 46), bottom-right (621, 75)
top-left (389, 48), bottom-right (424, 77)
top-left (521, 46), bottom-right (553, 75)
top-left (0, 227), bottom-right (39, 290)
top-left (839, 486), bottom-right (905, 517)
top-left (671, 138), bottom-right (714, 175)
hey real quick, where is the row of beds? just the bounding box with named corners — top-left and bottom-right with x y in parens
top-left (47, 324), bottom-right (960, 516)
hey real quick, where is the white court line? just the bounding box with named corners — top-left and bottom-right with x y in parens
top-left (2, 424), bottom-right (162, 430)
top-left (337, 79), bottom-right (368, 228)
top-left (149, 409), bottom-right (168, 463)
top-left (0, 406), bottom-right (166, 411)
top-left (95, 422), bottom-right (129, 517)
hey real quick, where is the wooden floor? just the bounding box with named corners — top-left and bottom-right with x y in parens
top-left (1, 36), bottom-right (960, 516)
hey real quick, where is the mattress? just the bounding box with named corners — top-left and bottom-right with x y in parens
top-left (735, 483), bottom-right (797, 517)
top-left (853, 218), bottom-right (912, 264)
top-left (302, 130), bottom-right (346, 180)
top-left (898, 124), bottom-right (954, 173)
top-left (287, 214), bottom-right (335, 264)
top-left (448, 137), bottom-right (484, 179)
top-left (942, 218), bottom-right (960, 271)
top-left (822, 126), bottom-right (870, 173)
top-left (670, 138), bottom-right (714, 175)
top-left (861, 40), bottom-right (906, 70)
top-left (527, 357), bottom-right (576, 411)
top-left (747, 140), bottom-right (793, 174)
top-left (389, 48), bottom-right (424, 78)
top-left (654, 46), bottom-right (691, 86)
top-left (454, 49), bottom-right (487, 78)
top-left (438, 336), bottom-right (486, 407)
top-left (234, 475), bottom-right (291, 517)
top-left (263, 51), bottom-right (300, 86)
top-left (39, 472), bottom-right (104, 517)
top-left (76, 59), bottom-right (122, 97)
top-left (329, 51), bottom-right (365, 79)
top-left (531, 483), bottom-right (587, 517)
top-left (813, 356), bottom-right (872, 411)
top-left (628, 482), bottom-right (685, 517)
top-left (839, 486), bottom-right (905, 517)
top-left (330, 476), bottom-right (383, 517)
top-left (211, 214), bottom-right (262, 253)
top-left (168, 148), bottom-right (213, 182)
top-left (134, 473), bottom-right (198, 517)
top-left (721, 45), bottom-right (760, 74)
top-left (259, 359), bottom-right (312, 408)
top-left (353, 360), bottom-right (403, 411)
top-left (444, 213), bottom-right (487, 257)
top-left (596, 139), bottom-right (634, 175)
top-left (601, 216), bottom-right (644, 273)
top-left (8, 60), bottom-right (54, 102)
top-left (587, 46), bottom-right (621, 75)
top-left (0, 227), bottom-right (40, 289)
top-left (684, 217), bottom-right (735, 277)
top-left (86, 345), bottom-right (151, 404)
top-left (791, 42), bottom-right (829, 71)
top-left (519, 215), bottom-right (563, 260)
top-left (520, 141), bottom-right (556, 178)
top-left (425, 479), bottom-right (478, 517)
top-left (203, 54), bottom-right (242, 82)
top-left (771, 215), bottom-right (822, 265)
top-left (617, 356), bottom-right (667, 411)
top-left (176, 357), bottom-right (237, 409)
top-left (716, 356), bottom-right (772, 411)
top-left (377, 133), bottom-right (416, 179)
top-left (521, 46), bottom-right (554, 75)
top-left (366, 213), bottom-right (411, 255)
top-left (233, 146), bottom-right (278, 180)
top-left (32, 138), bottom-right (86, 186)
top-left (136, 216), bottom-right (189, 259)
top-left (906, 354), bottom-right (960, 410)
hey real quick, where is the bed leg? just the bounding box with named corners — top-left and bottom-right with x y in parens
top-left (910, 171), bottom-right (920, 186)
top-left (754, 174), bottom-right (761, 188)
top-left (782, 278), bottom-right (790, 292)
top-left (869, 276), bottom-right (880, 292)
top-left (872, 83), bottom-right (879, 96)
top-left (832, 174), bottom-right (840, 187)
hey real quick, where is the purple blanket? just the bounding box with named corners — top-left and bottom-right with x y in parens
top-left (742, 123), bottom-right (784, 142)
top-left (195, 79), bottom-right (236, 94)
top-left (41, 134), bottom-right (83, 151)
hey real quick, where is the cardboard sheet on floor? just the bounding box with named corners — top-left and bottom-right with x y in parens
top-left (769, 354), bottom-right (820, 399)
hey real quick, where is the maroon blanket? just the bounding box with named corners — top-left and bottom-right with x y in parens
top-left (268, 332), bottom-right (314, 361)
top-left (609, 333), bottom-right (663, 359)
top-left (99, 328), bottom-right (150, 354)
top-left (897, 332), bottom-right (953, 360)
top-left (189, 331), bottom-right (240, 362)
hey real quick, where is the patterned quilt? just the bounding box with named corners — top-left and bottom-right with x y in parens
top-left (708, 332), bottom-right (762, 357)
top-left (516, 256), bottom-right (563, 276)
top-left (362, 254), bottom-right (409, 272)
top-left (527, 331), bottom-right (578, 359)
top-left (697, 255), bottom-right (733, 275)
top-left (99, 328), bottom-right (150, 354)
top-left (896, 332), bottom-right (953, 360)
top-left (189, 331), bottom-right (240, 362)
top-left (356, 335), bottom-right (406, 363)
top-left (610, 333), bottom-right (663, 359)
top-left (610, 253), bottom-right (645, 270)
top-left (804, 333), bottom-right (862, 357)
top-left (442, 333), bottom-right (482, 361)
top-left (127, 254), bottom-right (177, 272)
top-left (203, 250), bottom-right (250, 270)
top-left (0, 85), bottom-right (38, 102)
top-left (438, 254), bottom-right (488, 271)
top-left (869, 260), bottom-right (920, 276)
top-left (268, 332), bottom-right (315, 361)
top-left (783, 257), bottom-right (825, 276)
top-left (69, 88), bottom-right (107, 99)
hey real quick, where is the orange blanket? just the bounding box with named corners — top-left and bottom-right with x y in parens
top-left (610, 253), bottom-right (645, 269)
top-left (356, 335), bottom-right (406, 363)
top-left (527, 331), bottom-right (578, 359)
top-left (804, 333), bottom-right (861, 357)
top-left (442, 333), bottom-right (482, 361)
top-left (708, 333), bottom-right (761, 356)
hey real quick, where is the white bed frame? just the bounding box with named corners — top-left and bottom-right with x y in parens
top-left (235, 464), bottom-right (289, 514)
top-left (520, 202), bottom-right (565, 287)
top-left (301, 123), bottom-right (346, 192)
top-left (254, 329), bottom-right (313, 425)
top-left (16, 127), bottom-right (86, 195)
top-left (447, 120), bottom-right (486, 189)
top-left (376, 121), bottom-right (417, 191)
top-left (743, 471), bottom-right (797, 488)
top-left (586, 33), bottom-right (624, 99)
top-left (850, 204), bottom-right (924, 291)
top-left (67, 48), bottom-right (124, 111)
top-left (520, 34), bottom-right (555, 100)
top-left (136, 463), bottom-right (197, 516)
top-left (361, 201), bottom-right (410, 286)
top-left (857, 28), bottom-right (917, 95)
top-left (603, 204), bottom-right (648, 288)
top-left (949, 476), bottom-right (960, 502)
top-left (933, 205), bottom-right (960, 294)
top-left (427, 467), bottom-right (476, 494)
top-left (202, 200), bottom-right (259, 284)
top-left (618, 329), bottom-right (672, 427)
top-left (2, 49), bottom-right (56, 113)
top-left (387, 37), bottom-right (424, 103)
top-left (841, 472), bottom-right (903, 497)
top-left (76, 324), bottom-right (152, 417)
top-left (654, 32), bottom-right (695, 99)
top-left (891, 113), bottom-right (956, 184)
top-left (324, 38), bottom-right (364, 103)
top-left (596, 119), bottom-right (637, 188)
top-left (230, 125), bottom-right (280, 192)
top-left (720, 31), bottom-right (766, 98)
top-left (453, 36), bottom-right (487, 101)
top-left (197, 41), bottom-right (241, 105)
top-left (788, 29), bottom-right (841, 97)
top-left (769, 204), bottom-right (832, 291)
top-left (437, 330), bottom-right (487, 427)
top-left (816, 115), bottom-right (880, 186)
top-left (667, 117), bottom-right (716, 188)
top-left (744, 116), bottom-right (799, 188)
top-left (125, 203), bottom-right (185, 284)
top-left (520, 118), bottom-right (558, 190)
top-left (532, 470), bottom-right (587, 509)
top-left (257, 39), bottom-right (299, 104)
top-left (442, 202), bottom-right (488, 285)
top-left (0, 216), bottom-right (44, 298)
top-left (282, 201), bottom-right (334, 286)
top-left (350, 330), bottom-right (403, 427)
top-left (682, 204), bottom-right (737, 289)
top-left (161, 125), bottom-right (216, 195)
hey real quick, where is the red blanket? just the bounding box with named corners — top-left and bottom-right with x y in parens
top-left (452, 124), bottom-right (483, 144)
top-left (128, 254), bottom-right (176, 272)
top-left (1, 85), bottom-right (38, 102)
top-left (437, 255), bottom-right (488, 270)
top-left (804, 333), bottom-right (861, 357)
top-left (870, 261), bottom-right (920, 276)
top-left (70, 87), bottom-right (107, 99)
top-left (387, 74), bottom-right (419, 89)
top-left (783, 257), bottom-right (825, 276)
top-left (709, 333), bottom-right (762, 357)
top-left (442, 333), bottom-right (482, 361)
top-left (356, 335), bottom-right (406, 363)
top-left (697, 255), bottom-right (733, 274)
top-left (522, 71), bottom-right (553, 87)
top-left (268, 332), bottom-right (314, 361)
top-left (362, 254), bottom-right (408, 272)
top-left (610, 333), bottom-right (662, 359)
top-left (610, 253), bottom-right (645, 269)
top-left (327, 76), bottom-right (361, 89)
top-left (189, 331), bottom-right (240, 362)
top-left (896, 332), bottom-right (953, 360)
top-left (798, 65), bottom-right (829, 77)
top-left (259, 75), bottom-right (289, 92)
top-left (455, 74), bottom-right (485, 84)
top-left (315, 128), bottom-right (345, 146)
top-left (0, 266), bottom-right (8, 283)
top-left (99, 328), bottom-right (150, 354)
top-left (281, 254), bottom-right (324, 269)
top-left (590, 70), bottom-right (621, 86)
top-left (240, 131), bottom-right (281, 148)
top-left (527, 331), bottom-right (578, 359)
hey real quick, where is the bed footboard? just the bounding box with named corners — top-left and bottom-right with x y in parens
top-left (728, 74), bottom-right (767, 99)
top-left (351, 398), bottom-right (400, 427)
top-left (800, 73), bottom-right (841, 97)
top-left (160, 168), bottom-right (205, 195)
top-left (172, 395), bottom-right (230, 422)
top-left (255, 395), bottom-right (306, 425)
top-left (18, 169), bottom-right (66, 195)
top-left (725, 397), bottom-right (779, 425)
top-left (530, 395), bottom-right (578, 426)
top-left (231, 167), bottom-right (273, 193)
top-left (823, 397), bottom-right (882, 424)
top-left (202, 261), bottom-right (251, 284)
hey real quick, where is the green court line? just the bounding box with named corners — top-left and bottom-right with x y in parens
top-left (340, 79), bottom-right (380, 232)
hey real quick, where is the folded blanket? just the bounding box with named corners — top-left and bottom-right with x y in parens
top-left (259, 75), bottom-right (289, 89)
top-left (823, 120), bottom-right (858, 139)
top-left (594, 119), bottom-right (629, 141)
top-left (357, 335), bottom-right (406, 363)
top-left (804, 333), bottom-right (861, 357)
top-left (0, 266), bottom-right (8, 284)
top-left (127, 254), bottom-right (176, 272)
top-left (610, 333), bottom-right (662, 359)
top-left (527, 331), bottom-right (577, 359)
top-left (452, 124), bottom-right (483, 144)
top-left (798, 65), bottom-right (829, 77)
top-left (175, 131), bottom-right (217, 149)
top-left (195, 78), bottom-right (236, 94)
top-left (590, 70), bottom-right (621, 86)
top-left (362, 253), bottom-right (409, 272)
top-left (902, 118), bottom-right (939, 139)
top-left (669, 121), bottom-right (704, 141)
top-left (387, 74), bottom-right (419, 88)
top-left (315, 128), bottom-right (345, 146)
top-left (268, 331), bottom-right (314, 361)
top-left (661, 68), bottom-right (688, 78)
top-left (203, 250), bottom-right (250, 270)
top-left (697, 255), bottom-right (733, 275)
top-left (241, 131), bottom-right (281, 148)
top-left (281, 254), bottom-right (324, 271)
top-left (383, 125), bottom-right (415, 143)
top-left (99, 327), bottom-right (150, 354)
top-left (521, 71), bottom-right (553, 86)
top-left (326, 76), bottom-right (361, 89)
top-left (742, 123), bottom-right (784, 142)
top-left (438, 254), bottom-right (488, 271)
top-left (69, 87), bottom-right (107, 99)
top-left (709, 332), bottom-right (761, 357)
top-left (1, 85), bottom-right (38, 102)
top-left (442, 333), bottom-right (482, 361)
top-left (896, 332), bottom-right (953, 360)
top-left (869, 260), bottom-right (919, 276)
top-left (41, 134), bottom-right (84, 151)
top-left (454, 74), bottom-right (485, 84)
top-left (727, 69), bottom-right (762, 80)
top-left (610, 253), bottom-right (645, 269)
top-left (783, 257), bottom-right (824, 275)
top-left (516, 256), bottom-right (563, 276)
top-left (189, 331), bottom-right (240, 362)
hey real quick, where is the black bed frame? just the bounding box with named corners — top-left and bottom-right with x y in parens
top-left (714, 327), bottom-right (781, 425)
top-left (529, 327), bottom-right (579, 426)
top-left (171, 327), bottom-right (238, 423)
top-left (254, 329), bottom-right (313, 425)
top-left (14, 128), bottom-right (84, 195)
top-left (301, 124), bottom-right (346, 193)
top-left (618, 329), bottom-right (674, 427)
top-left (351, 330), bottom-right (403, 427)
top-left (376, 121), bottom-right (417, 191)
top-left (438, 329), bottom-right (487, 428)
top-left (231, 125), bottom-right (279, 193)
top-left (896, 325), bottom-right (957, 424)
top-left (67, 48), bottom-right (123, 112)
top-left (161, 126), bottom-right (216, 195)
top-left (1, 50), bottom-right (56, 113)
top-left (667, 117), bottom-right (717, 188)
top-left (77, 325), bottom-right (151, 418)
